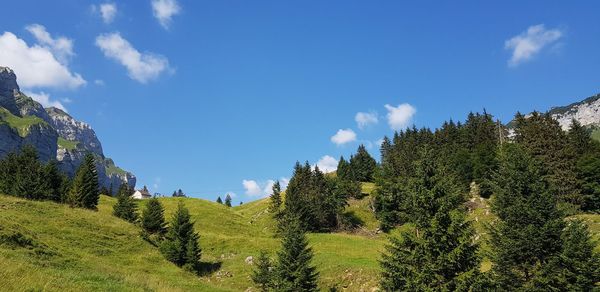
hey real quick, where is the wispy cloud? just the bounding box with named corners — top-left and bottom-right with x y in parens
top-left (242, 178), bottom-right (289, 197)
top-left (505, 24), bottom-right (563, 67)
top-left (95, 3), bottom-right (118, 24)
top-left (355, 111), bottom-right (378, 129)
top-left (95, 32), bottom-right (170, 83)
top-left (152, 0), bottom-right (181, 29)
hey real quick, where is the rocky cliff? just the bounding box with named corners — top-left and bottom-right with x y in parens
top-left (0, 66), bottom-right (135, 193)
top-left (548, 93), bottom-right (600, 131)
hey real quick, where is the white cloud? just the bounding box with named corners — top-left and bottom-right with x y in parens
top-left (24, 91), bottom-right (67, 112)
top-left (98, 3), bottom-right (117, 24)
top-left (94, 79), bottom-right (105, 86)
top-left (315, 155), bottom-right (338, 173)
top-left (0, 31), bottom-right (85, 89)
top-left (152, 0), bottom-right (181, 29)
top-left (25, 24), bottom-right (74, 64)
top-left (355, 111), bottom-right (378, 129)
top-left (505, 24), bottom-right (563, 67)
top-left (385, 103), bottom-right (416, 130)
top-left (331, 128), bottom-right (357, 145)
top-left (243, 178), bottom-right (289, 198)
top-left (243, 179), bottom-right (263, 196)
top-left (95, 32), bottom-right (170, 83)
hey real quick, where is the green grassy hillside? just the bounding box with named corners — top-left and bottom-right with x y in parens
top-left (0, 192), bottom-right (386, 291)
top-left (2, 187), bottom-right (598, 291)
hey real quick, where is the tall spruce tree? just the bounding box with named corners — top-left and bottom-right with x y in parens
top-left (141, 197), bottom-right (167, 235)
top-left (224, 194), bottom-right (232, 207)
top-left (41, 160), bottom-right (66, 202)
top-left (272, 215), bottom-right (319, 291)
top-left (336, 156), bottom-right (351, 181)
top-left (269, 180), bottom-right (282, 215)
top-left (160, 202), bottom-right (201, 271)
top-left (349, 144), bottom-right (377, 182)
top-left (113, 183), bottom-right (138, 222)
top-left (488, 144), bottom-right (565, 290)
top-left (14, 145), bottom-right (44, 200)
top-left (68, 153), bottom-right (99, 209)
top-left (379, 148), bottom-right (479, 291)
top-left (216, 196), bottom-right (223, 204)
top-left (252, 251), bottom-right (274, 291)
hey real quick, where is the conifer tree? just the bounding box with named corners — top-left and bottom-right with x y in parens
top-left (14, 145), bottom-right (44, 200)
top-left (349, 144), bottom-right (377, 182)
top-left (272, 215), bottom-right (319, 291)
top-left (252, 251), bottom-right (274, 291)
top-left (160, 202), bottom-right (201, 271)
top-left (216, 196), bottom-right (223, 204)
top-left (379, 149), bottom-right (479, 291)
top-left (224, 194), bottom-right (232, 207)
top-left (269, 181), bottom-right (282, 214)
top-left (336, 156), bottom-right (351, 181)
top-left (41, 160), bottom-right (65, 202)
top-left (113, 183), bottom-right (138, 222)
top-left (488, 144), bottom-right (565, 290)
top-left (68, 153), bottom-right (99, 209)
top-left (538, 219), bottom-right (600, 290)
top-left (141, 197), bottom-right (167, 234)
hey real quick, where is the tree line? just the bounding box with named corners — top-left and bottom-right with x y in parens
top-left (0, 145), bottom-right (100, 209)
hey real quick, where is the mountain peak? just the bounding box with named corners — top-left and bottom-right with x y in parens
top-left (0, 66), bottom-right (19, 99)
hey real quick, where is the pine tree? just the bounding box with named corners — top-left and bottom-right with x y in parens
top-left (577, 153), bottom-right (600, 211)
top-left (141, 197), bottom-right (166, 234)
top-left (379, 149), bottom-right (479, 291)
top-left (41, 160), bottom-right (65, 202)
top-left (349, 144), bottom-right (377, 182)
top-left (272, 215), bottom-right (319, 291)
top-left (269, 181), bottom-right (282, 215)
top-left (14, 145), bottom-right (44, 200)
top-left (160, 202), bottom-right (201, 270)
top-left (0, 152), bottom-right (18, 195)
top-left (488, 144), bottom-right (565, 290)
top-left (224, 194), bottom-right (232, 207)
top-left (538, 219), bottom-right (600, 290)
top-left (216, 196), bottom-right (223, 204)
top-left (68, 153), bottom-right (99, 209)
top-left (112, 183), bottom-right (138, 222)
top-left (336, 156), bottom-right (351, 181)
top-left (252, 251), bottom-right (274, 291)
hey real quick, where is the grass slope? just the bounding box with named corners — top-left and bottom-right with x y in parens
top-left (0, 107), bottom-right (47, 137)
top-left (0, 195), bottom-right (225, 292)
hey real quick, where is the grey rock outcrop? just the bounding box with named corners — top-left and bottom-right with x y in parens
top-left (0, 66), bottom-right (135, 192)
top-left (548, 94), bottom-right (600, 131)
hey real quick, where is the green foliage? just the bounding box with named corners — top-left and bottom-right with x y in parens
top-left (379, 150), bottom-right (480, 291)
top-left (272, 216), bottom-right (319, 291)
top-left (487, 144), bottom-right (566, 289)
top-left (279, 162), bottom-right (350, 232)
top-left (57, 137), bottom-right (79, 150)
top-left (216, 196), bottom-right (223, 204)
top-left (514, 112), bottom-right (580, 207)
top-left (112, 183), bottom-right (138, 223)
top-left (160, 202), bottom-right (201, 270)
top-left (224, 194), bottom-right (232, 207)
top-left (268, 180), bottom-right (282, 215)
top-left (252, 251), bottom-right (274, 291)
top-left (141, 198), bottom-right (166, 235)
top-left (0, 145), bottom-right (68, 203)
top-left (349, 145), bottom-right (377, 182)
top-left (68, 153), bottom-right (99, 209)
top-left (538, 219), bottom-right (600, 290)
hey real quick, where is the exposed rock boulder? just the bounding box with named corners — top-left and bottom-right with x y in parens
top-left (548, 93), bottom-right (600, 130)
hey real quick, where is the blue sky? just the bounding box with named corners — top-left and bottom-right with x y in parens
top-left (1, 1), bottom-right (599, 203)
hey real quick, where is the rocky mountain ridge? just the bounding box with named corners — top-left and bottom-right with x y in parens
top-left (0, 66), bottom-right (135, 193)
top-left (548, 93), bottom-right (600, 131)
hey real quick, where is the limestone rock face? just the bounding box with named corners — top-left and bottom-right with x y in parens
top-left (548, 94), bottom-right (600, 130)
top-left (46, 107), bottom-right (103, 155)
top-left (0, 66), bottom-right (135, 192)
